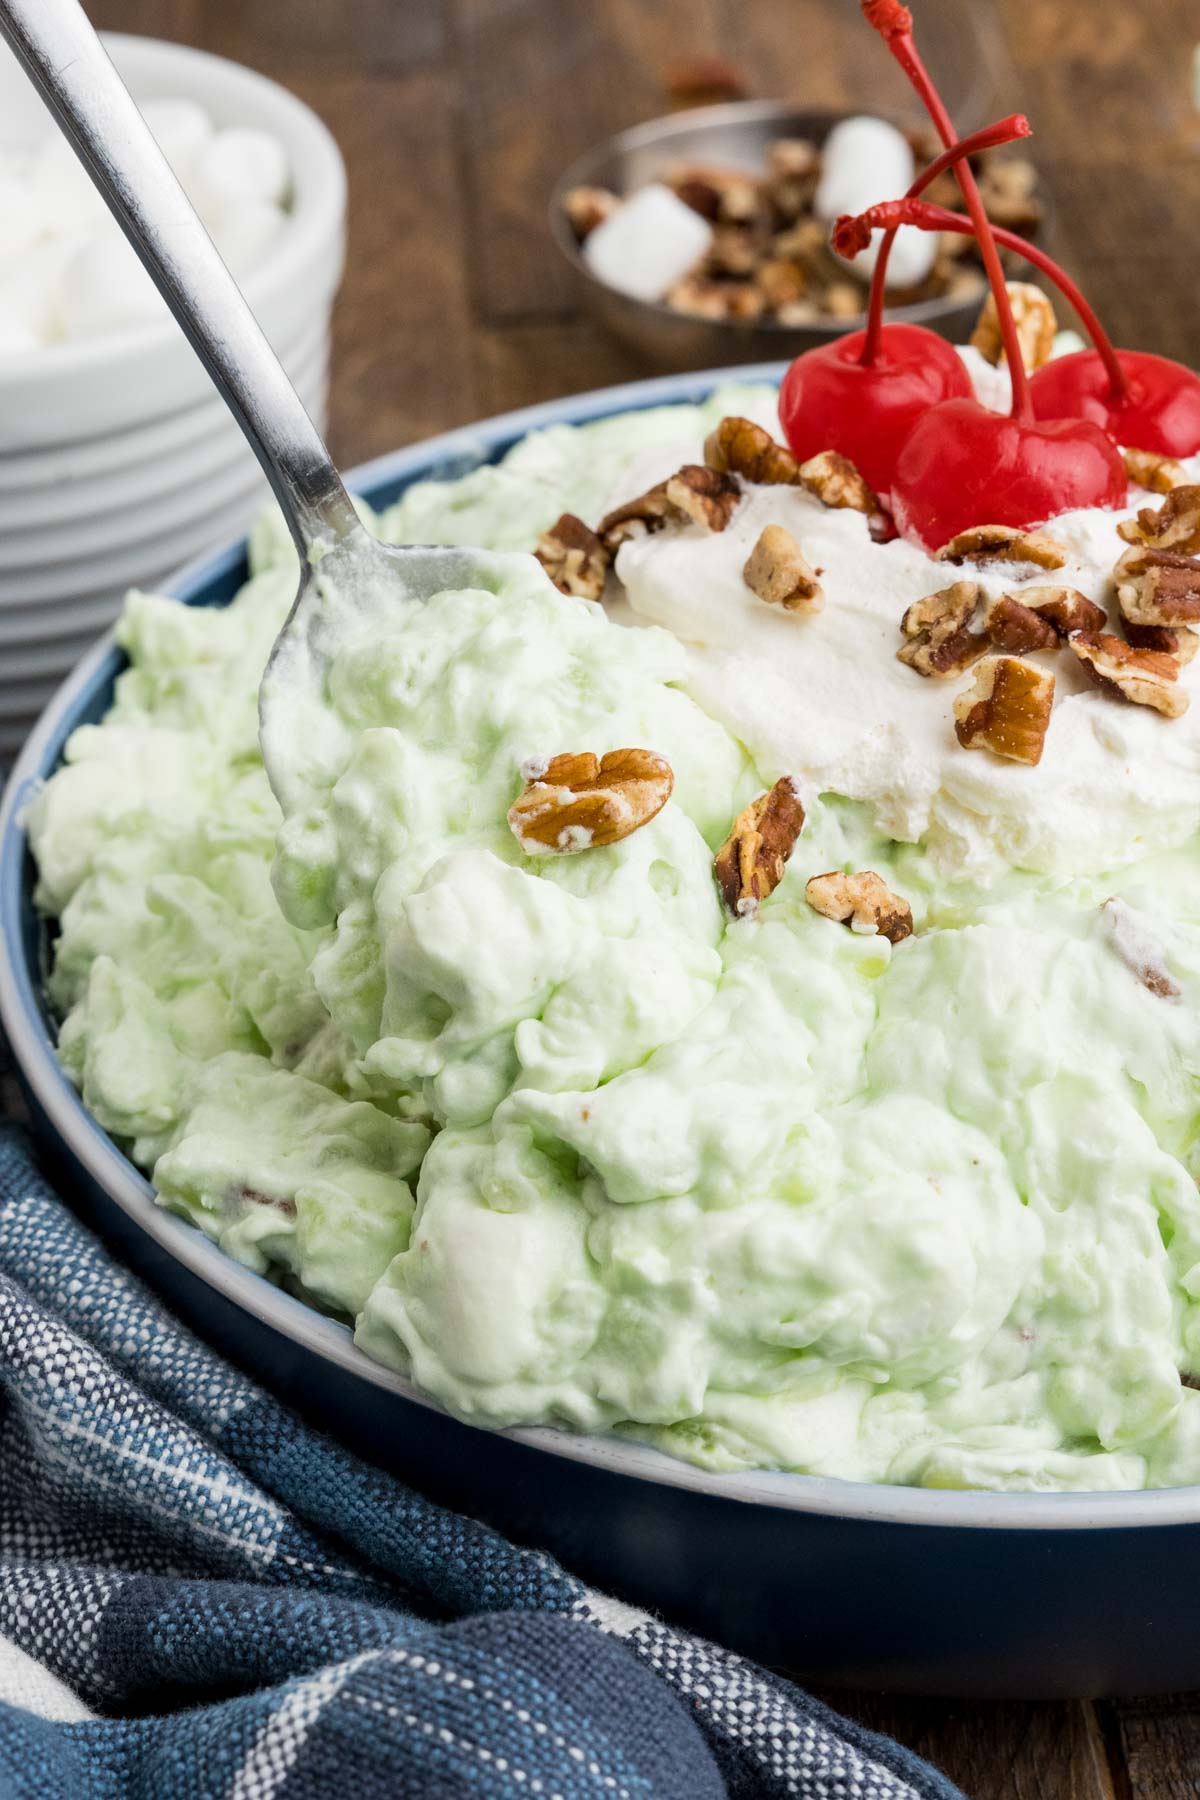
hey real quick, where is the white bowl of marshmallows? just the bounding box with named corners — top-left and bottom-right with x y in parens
top-left (0, 33), bottom-right (346, 760)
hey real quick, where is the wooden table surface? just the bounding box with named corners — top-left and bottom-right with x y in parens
top-left (85, 1), bottom-right (1200, 1794)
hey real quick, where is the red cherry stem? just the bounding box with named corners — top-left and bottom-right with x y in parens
top-left (861, 0), bottom-right (1033, 421)
top-left (838, 198), bottom-right (1127, 398)
top-left (860, 113), bottom-right (1032, 365)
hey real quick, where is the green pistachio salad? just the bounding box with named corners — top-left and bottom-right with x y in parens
top-left (28, 362), bottom-right (1200, 1493)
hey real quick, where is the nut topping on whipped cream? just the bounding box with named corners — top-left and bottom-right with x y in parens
top-left (535, 513), bottom-right (610, 600)
top-left (1114, 547), bottom-right (1200, 629)
top-left (704, 415), bottom-right (802, 486)
top-left (936, 524), bottom-right (1068, 570)
top-left (1124, 621), bottom-right (1200, 665)
top-left (953, 656), bottom-right (1055, 763)
top-left (664, 465), bottom-right (742, 531)
top-left (897, 581), bottom-right (986, 677)
top-left (969, 280), bottom-right (1057, 374)
top-left (805, 870), bottom-right (914, 943)
top-left (714, 777), bottom-right (805, 916)
top-left (1008, 585), bottom-right (1107, 638)
top-left (1117, 485), bottom-right (1200, 555)
top-left (1122, 449), bottom-right (1190, 495)
top-left (982, 593), bottom-right (1060, 656)
top-left (1069, 631), bottom-right (1189, 719)
top-left (797, 450), bottom-right (882, 524)
top-left (742, 524), bottom-right (824, 613)
top-left (508, 749), bottom-right (674, 855)
top-left (598, 465), bottom-right (740, 549)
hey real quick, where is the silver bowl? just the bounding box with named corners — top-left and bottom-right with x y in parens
top-left (549, 100), bottom-right (1041, 369)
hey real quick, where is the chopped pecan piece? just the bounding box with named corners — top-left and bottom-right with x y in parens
top-left (1116, 485), bottom-right (1200, 555)
top-left (664, 464), bottom-right (741, 531)
top-left (742, 524), bottom-right (823, 613)
top-left (563, 185), bottom-right (620, 240)
top-left (1114, 546), bottom-right (1200, 627)
top-left (714, 777), bottom-right (805, 916)
top-left (953, 656), bottom-right (1055, 764)
top-left (1101, 898), bottom-right (1180, 1000)
top-left (534, 513), bottom-right (610, 600)
top-left (983, 593), bottom-right (1059, 655)
top-left (1069, 631), bottom-right (1188, 718)
top-left (1012, 584), bottom-right (1107, 638)
top-left (1122, 448), bottom-right (1189, 495)
top-left (898, 581), bottom-right (986, 677)
top-left (509, 750), bottom-right (673, 855)
top-left (597, 465), bottom-right (740, 550)
top-left (936, 524), bottom-right (1068, 570)
top-left (969, 280), bottom-right (1057, 372)
top-left (1124, 621), bottom-right (1199, 665)
top-left (755, 258), bottom-right (808, 309)
top-left (798, 450), bottom-right (882, 522)
top-left (804, 870), bottom-right (913, 944)
top-left (704, 414), bottom-right (801, 485)
top-left (708, 225), bottom-right (763, 278)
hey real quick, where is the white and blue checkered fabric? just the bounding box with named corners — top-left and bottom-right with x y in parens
top-left (0, 1126), bottom-right (963, 1800)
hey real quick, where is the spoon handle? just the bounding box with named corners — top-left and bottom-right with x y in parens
top-left (0, 0), bottom-right (360, 559)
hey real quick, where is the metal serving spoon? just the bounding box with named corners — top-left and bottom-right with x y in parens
top-left (0, 0), bottom-right (497, 812)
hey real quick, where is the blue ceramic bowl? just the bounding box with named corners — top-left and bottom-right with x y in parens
top-left (4, 363), bottom-right (1200, 1697)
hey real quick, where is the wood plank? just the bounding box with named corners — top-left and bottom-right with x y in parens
top-left (196, 0), bottom-right (447, 75)
top-left (471, 318), bottom-right (645, 418)
top-left (817, 1691), bottom-right (1116, 1800)
top-left (86, 0), bottom-right (202, 41)
top-left (1103, 1694), bottom-right (1200, 1800)
top-left (281, 70), bottom-right (478, 464)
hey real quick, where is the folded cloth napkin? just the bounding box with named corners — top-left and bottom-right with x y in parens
top-left (0, 1125), bottom-right (963, 1800)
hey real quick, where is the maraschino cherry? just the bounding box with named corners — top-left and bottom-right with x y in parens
top-left (837, 198), bottom-right (1200, 461)
top-left (776, 118), bottom-right (1030, 496)
top-left (857, 0), bottom-right (1125, 549)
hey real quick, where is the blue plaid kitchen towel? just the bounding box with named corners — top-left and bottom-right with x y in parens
top-left (0, 1124), bottom-right (963, 1800)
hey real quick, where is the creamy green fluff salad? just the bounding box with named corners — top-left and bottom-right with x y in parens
top-left (28, 371), bottom-right (1200, 1492)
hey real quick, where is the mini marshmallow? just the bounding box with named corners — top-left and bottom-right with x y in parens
top-left (189, 127), bottom-right (290, 218)
top-left (814, 115), bottom-right (937, 290)
top-left (28, 132), bottom-right (111, 236)
top-left (140, 97), bottom-right (214, 186)
top-left (0, 162), bottom-right (41, 259)
top-left (209, 198), bottom-right (286, 278)
top-left (583, 183), bottom-right (714, 303)
top-left (59, 232), bottom-right (168, 340)
top-left (0, 240), bottom-right (74, 343)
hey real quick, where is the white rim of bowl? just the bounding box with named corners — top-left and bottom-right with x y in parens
top-left (0, 33), bottom-right (346, 389)
top-left (3, 357), bottom-right (1197, 1532)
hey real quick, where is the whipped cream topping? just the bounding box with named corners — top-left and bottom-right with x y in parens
top-left (612, 361), bottom-right (1200, 881)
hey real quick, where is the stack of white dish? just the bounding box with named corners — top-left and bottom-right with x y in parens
top-left (0, 34), bottom-right (347, 761)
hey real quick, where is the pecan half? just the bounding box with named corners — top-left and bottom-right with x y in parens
top-left (714, 777), bottom-right (805, 916)
top-left (804, 870), bottom-right (913, 944)
top-left (1114, 546), bottom-right (1200, 627)
top-left (936, 525), bottom-right (1068, 570)
top-left (508, 750), bottom-right (673, 855)
top-left (969, 281), bottom-right (1057, 372)
top-left (743, 524), bottom-right (823, 612)
top-left (704, 415), bottom-right (801, 485)
top-left (983, 593), bottom-right (1059, 655)
top-left (1122, 448), bottom-right (1189, 495)
top-left (953, 656), bottom-right (1055, 764)
top-left (1116, 485), bottom-right (1200, 555)
top-left (534, 513), bottom-right (610, 600)
top-left (563, 185), bottom-right (620, 241)
top-left (898, 581), bottom-right (986, 677)
top-left (664, 464), bottom-right (742, 531)
top-left (1069, 631), bottom-right (1188, 718)
top-left (1101, 898), bottom-right (1180, 1000)
top-left (798, 451), bottom-right (882, 522)
top-left (1011, 584), bottom-right (1107, 638)
top-left (1124, 621), bottom-right (1199, 665)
